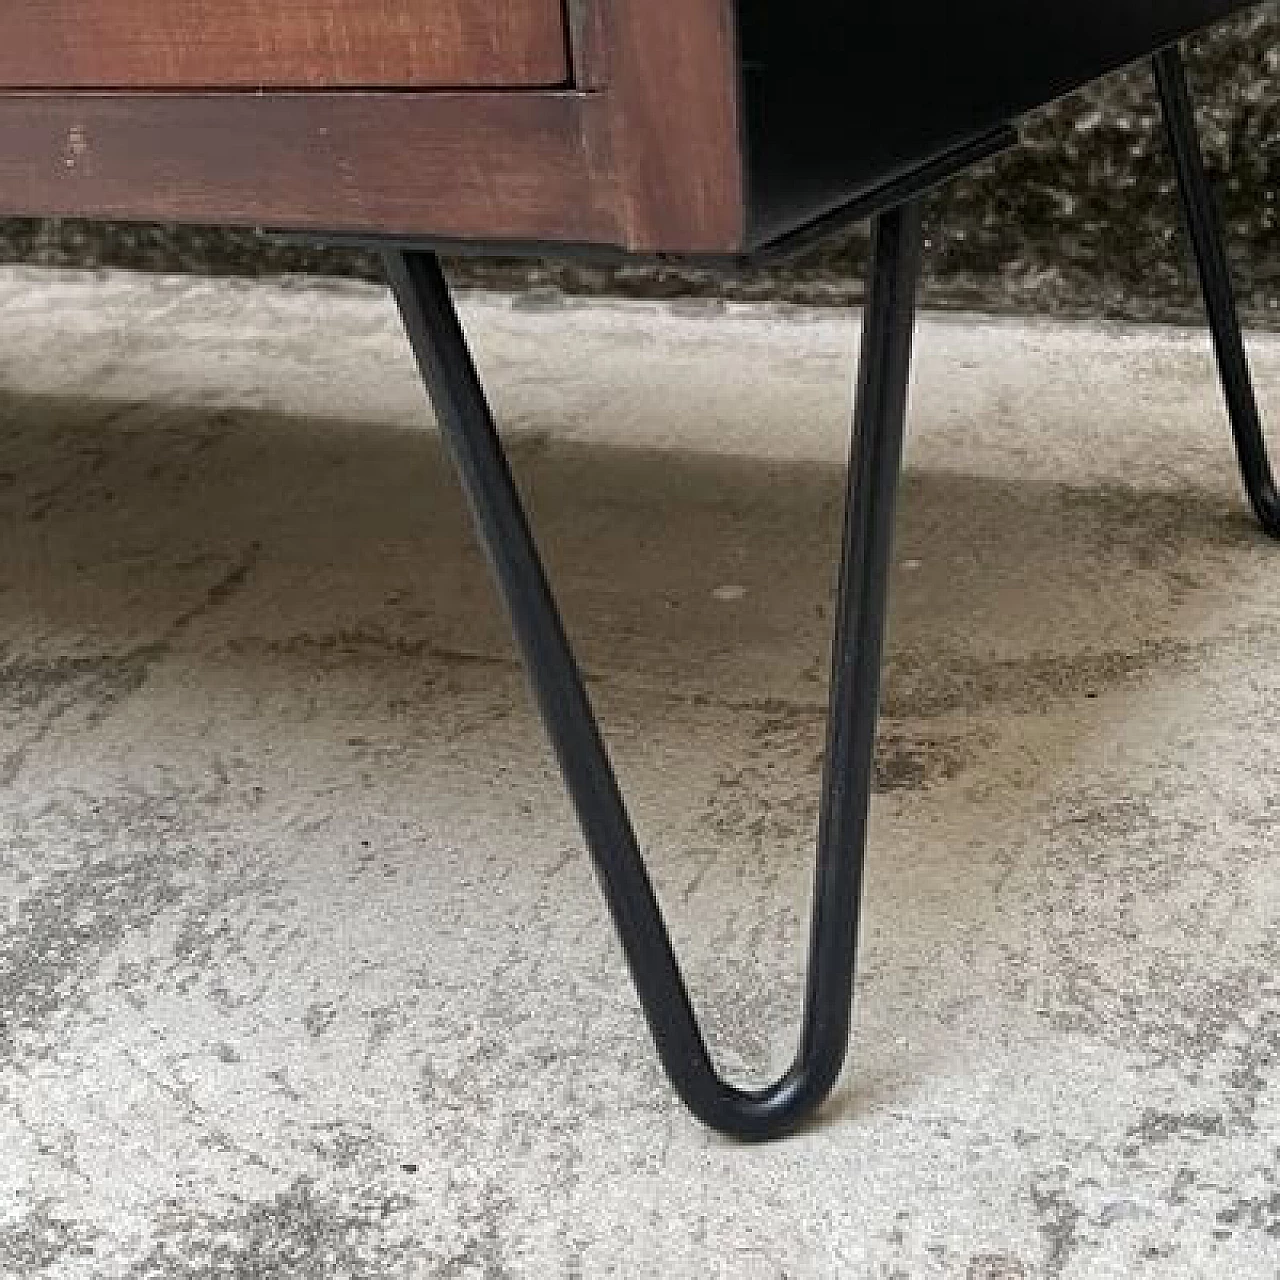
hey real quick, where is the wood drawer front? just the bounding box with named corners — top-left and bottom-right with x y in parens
top-left (0, 0), bottom-right (570, 89)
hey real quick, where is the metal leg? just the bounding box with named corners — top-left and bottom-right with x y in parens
top-left (1154, 43), bottom-right (1280, 537)
top-left (383, 202), bottom-right (923, 1140)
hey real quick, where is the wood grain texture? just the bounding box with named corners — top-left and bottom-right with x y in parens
top-left (0, 93), bottom-right (616, 242)
top-left (586, 0), bottom-right (745, 252)
top-left (0, 0), bottom-right (569, 89)
top-left (564, 0), bottom-right (607, 90)
top-left (0, 0), bottom-right (755, 253)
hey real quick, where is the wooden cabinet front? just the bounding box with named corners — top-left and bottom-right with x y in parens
top-left (0, 0), bottom-right (1264, 256)
top-left (0, 0), bottom-right (570, 89)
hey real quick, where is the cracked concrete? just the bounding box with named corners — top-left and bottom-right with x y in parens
top-left (0, 269), bottom-right (1279, 1277)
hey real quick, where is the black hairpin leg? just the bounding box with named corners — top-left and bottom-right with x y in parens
top-left (383, 202), bottom-right (923, 1140)
top-left (1154, 43), bottom-right (1280, 537)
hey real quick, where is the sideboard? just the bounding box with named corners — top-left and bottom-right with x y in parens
top-left (0, 0), bottom-right (1273, 1140)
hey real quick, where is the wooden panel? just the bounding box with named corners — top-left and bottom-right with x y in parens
top-left (0, 1), bottom-right (569, 89)
top-left (0, 92), bottom-right (616, 242)
top-left (586, 0), bottom-right (746, 252)
top-left (564, 0), bottom-right (608, 90)
top-left (0, 0), bottom-right (757, 254)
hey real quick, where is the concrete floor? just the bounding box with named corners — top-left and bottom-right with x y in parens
top-left (0, 269), bottom-right (1278, 1278)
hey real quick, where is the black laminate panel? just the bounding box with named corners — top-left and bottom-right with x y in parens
top-left (738, 0), bottom-right (1264, 245)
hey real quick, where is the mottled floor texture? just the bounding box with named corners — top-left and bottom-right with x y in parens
top-left (0, 270), bottom-right (1279, 1278)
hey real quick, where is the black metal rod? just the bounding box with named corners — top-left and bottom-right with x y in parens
top-left (383, 202), bottom-right (923, 1140)
top-left (1154, 43), bottom-right (1280, 538)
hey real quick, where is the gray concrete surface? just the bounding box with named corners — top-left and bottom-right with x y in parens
top-left (0, 269), bottom-right (1279, 1278)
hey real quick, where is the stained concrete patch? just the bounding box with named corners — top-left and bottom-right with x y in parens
top-left (0, 1204), bottom-right (97, 1274)
top-left (0, 271), bottom-right (1279, 1276)
top-left (122, 1180), bottom-right (416, 1280)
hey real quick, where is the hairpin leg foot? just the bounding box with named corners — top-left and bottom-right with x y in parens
top-left (383, 202), bottom-right (923, 1140)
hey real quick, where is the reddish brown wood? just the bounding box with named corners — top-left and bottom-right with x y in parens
top-left (586, 0), bottom-right (745, 252)
top-left (0, 93), bottom-right (617, 242)
top-left (565, 0), bottom-right (608, 90)
top-left (0, 0), bottom-right (756, 254)
top-left (0, 0), bottom-right (569, 89)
